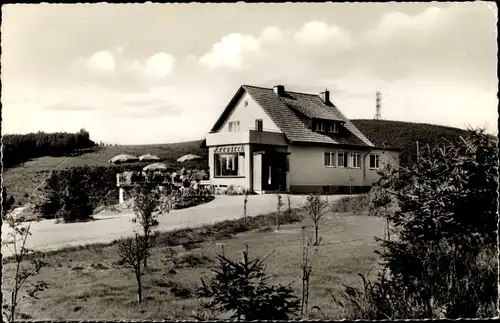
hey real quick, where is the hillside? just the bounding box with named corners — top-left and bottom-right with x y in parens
top-left (3, 121), bottom-right (473, 207)
top-left (351, 119), bottom-right (471, 166)
top-left (3, 140), bottom-right (207, 207)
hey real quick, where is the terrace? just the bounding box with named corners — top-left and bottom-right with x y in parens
top-left (205, 128), bottom-right (288, 147)
top-left (116, 170), bottom-right (209, 188)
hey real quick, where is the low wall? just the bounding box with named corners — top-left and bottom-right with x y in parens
top-left (289, 185), bottom-right (372, 195)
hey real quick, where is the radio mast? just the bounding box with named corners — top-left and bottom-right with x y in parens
top-left (374, 91), bottom-right (382, 120)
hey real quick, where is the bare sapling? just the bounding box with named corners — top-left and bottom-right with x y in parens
top-left (304, 193), bottom-right (329, 245)
top-left (117, 233), bottom-right (149, 303)
top-left (300, 225), bottom-right (319, 318)
top-left (243, 189), bottom-right (249, 227)
top-left (286, 194), bottom-right (292, 222)
top-left (276, 190), bottom-right (284, 231)
top-left (132, 186), bottom-right (164, 268)
top-left (2, 217), bottom-right (48, 322)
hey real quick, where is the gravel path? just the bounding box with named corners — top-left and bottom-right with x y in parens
top-left (1, 194), bottom-right (346, 257)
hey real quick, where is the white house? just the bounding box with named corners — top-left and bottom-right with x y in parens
top-left (202, 85), bottom-right (400, 194)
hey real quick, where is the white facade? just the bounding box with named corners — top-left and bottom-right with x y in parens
top-left (204, 86), bottom-right (400, 194)
top-left (288, 145), bottom-right (399, 192)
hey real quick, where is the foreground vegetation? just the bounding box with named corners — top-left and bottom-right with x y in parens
top-left (2, 127), bottom-right (496, 320)
top-left (2, 207), bottom-right (382, 320)
top-left (333, 128), bottom-right (498, 319)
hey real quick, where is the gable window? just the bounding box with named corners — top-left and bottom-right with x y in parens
top-left (255, 119), bottom-right (263, 131)
top-left (228, 121), bottom-right (240, 132)
top-left (350, 153), bottom-right (361, 168)
top-left (215, 152), bottom-right (245, 177)
top-left (369, 154), bottom-right (380, 169)
top-left (324, 152), bottom-right (335, 167)
top-left (244, 100), bottom-right (249, 107)
top-left (337, 152), bottom-right (348, 168)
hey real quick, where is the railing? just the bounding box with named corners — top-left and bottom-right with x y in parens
top-left (205, 128), bottom-right (287, 146)
top-left (117, 173), bottom-right (209, 187)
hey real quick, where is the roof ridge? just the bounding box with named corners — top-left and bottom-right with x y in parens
top-left (242, 84), bottom-right (322, 97)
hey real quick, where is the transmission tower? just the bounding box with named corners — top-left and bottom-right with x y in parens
top-left (374, 91), bottom-right (382, 120)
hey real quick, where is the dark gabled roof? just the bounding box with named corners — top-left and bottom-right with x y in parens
top-left (280, 92), bottom-right (344, 122)
top-left (209, 85), bottom-right (374, 147)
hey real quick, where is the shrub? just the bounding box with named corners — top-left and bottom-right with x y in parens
top-left (58, 169), bottom-right (94, 222)
top-left (197, 246), bottom-right (300, 320)
top-left (334, 129), bottom-right (498, 319)
top-left (36, 164), bottom-right (145, 217)
top-left (225, 185), bottom-right (246, 195)
top-left (331, 194), bottom-right (370, 215)
top-left (2, 187), bottom-right (15, 217)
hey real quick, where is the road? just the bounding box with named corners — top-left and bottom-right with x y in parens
top-left (1, 194), bottom-right (346, 257)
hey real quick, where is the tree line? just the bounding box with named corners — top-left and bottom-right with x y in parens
top-left (2, 128), bottom-right (96, 169)
top-left (351, 119), bottom-right (471, 167)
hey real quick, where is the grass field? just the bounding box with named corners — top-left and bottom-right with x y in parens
top-left (3, 140), bottom-right (207, 206)
top-left (1, 211), bottom-right (385, 320)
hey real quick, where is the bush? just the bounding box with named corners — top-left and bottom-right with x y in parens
top-left (36, 164), bottom-right (145, 217)
top-left (197, 246), bottom-right (300, 320)
top-left (2, 187), bottom-right (15, 217)
top-left (330, 194), bottom-right (370, 215)
top-left (334, 129), bottom-right (498, 319)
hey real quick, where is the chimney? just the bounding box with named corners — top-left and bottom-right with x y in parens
top-left (319, 89), bottom-right (330, 104)
top-left (273, 85), bottom-right (285, 96)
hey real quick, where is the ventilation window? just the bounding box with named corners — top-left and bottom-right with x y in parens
top-left (244, 100), bottom-right (249, 107)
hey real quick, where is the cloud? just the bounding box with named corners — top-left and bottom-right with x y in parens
top-left (367, 7), bottom-right (442, 42)
top-left (143, 52), bottom-right (176, 78)
top-left (197, 20), bottom-right (354, 76)
top-left (118, 104), bottom-right (181, 119)
top-left (361, 3), bottom-right (497, 83)
top-left (260, 26), bottom-right (285, 43)
top-left (118, 96), bottom-right (182, 117)
top-left (86, 50), bottom-right (116, 73)
top-left (293, 20), bottom-right (355, 50)
top-left (43, 101), bottom-right (100, 112)
top-left (67, 49), bottom-right (179, 94)
top-left (198, 33), bottom-right (261, 70)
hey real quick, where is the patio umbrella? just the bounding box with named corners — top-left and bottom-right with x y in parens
top-left (143, 163), bottom-right (168, 172)
top-left (139, 154), bottom-right (161, 162)
top-left (177, 153), bottom-right (202, 163)
top-left (108, 154), bottom-right (139, 164)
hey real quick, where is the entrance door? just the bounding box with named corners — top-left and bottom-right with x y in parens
top-left (273, 153), bottom-right (287, 191)
top-left (253, 153), bottom-right (262, 192)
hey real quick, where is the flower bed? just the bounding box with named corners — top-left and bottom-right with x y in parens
top-left (171, 195), bottom-right (215, 210)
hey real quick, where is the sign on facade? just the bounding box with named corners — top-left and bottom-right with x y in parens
top-left (214, 145), bottom-right (245, 153)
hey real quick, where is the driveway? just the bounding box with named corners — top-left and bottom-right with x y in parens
top-left (1, 194), bottom-right (346, 257)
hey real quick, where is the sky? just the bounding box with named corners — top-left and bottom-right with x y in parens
top-left (1, 2), bottom-right (498, 145)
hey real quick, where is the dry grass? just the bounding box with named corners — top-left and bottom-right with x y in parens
top-left (1, 212), bottom-right (385, 320)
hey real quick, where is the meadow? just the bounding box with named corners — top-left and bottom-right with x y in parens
top-left (1, 209), bottom-right (385, 320)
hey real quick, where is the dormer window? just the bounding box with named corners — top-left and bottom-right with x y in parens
top-left (314, 120), bottom-right (339, 133)
top-left (328, 122), bottom-right (338, 133)
top-left (314, 120), bottom-right (325, 132)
